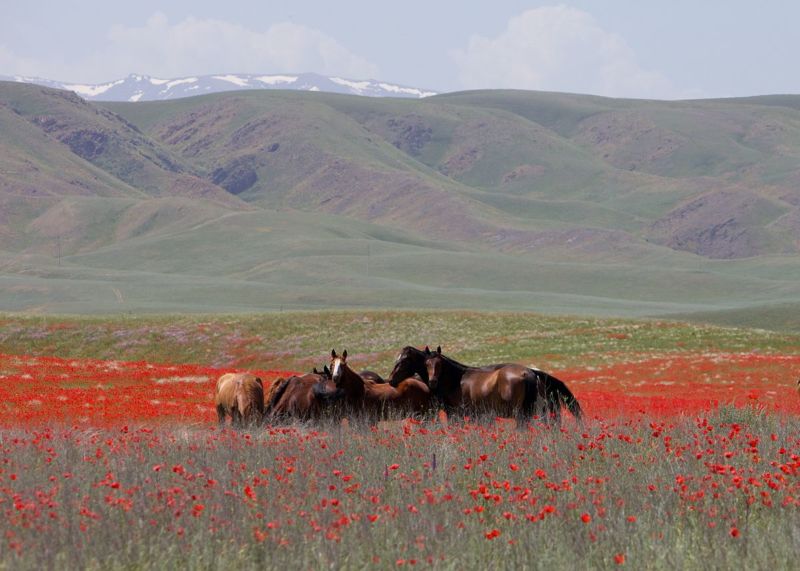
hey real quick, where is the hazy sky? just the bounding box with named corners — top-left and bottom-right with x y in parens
top-left (2, 1), bottom-right (799, 99)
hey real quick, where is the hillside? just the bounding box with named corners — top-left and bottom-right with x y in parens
top-left (2, 81), bottom-right (800, 324)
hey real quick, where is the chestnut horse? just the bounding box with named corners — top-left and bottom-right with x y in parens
top-left (215, 373), bottom-right (265, 427)
top-left (330, 350), bottom-right (431, 416)
top-left (422, 347), bottom-right (582, 423)
top-left (265, 367), bottom-right (347, 420)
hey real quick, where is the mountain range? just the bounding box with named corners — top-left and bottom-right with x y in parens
top-left (2, 79), bottom-right (800, 325)
top-left (0, 73), bottom-right (437, 102)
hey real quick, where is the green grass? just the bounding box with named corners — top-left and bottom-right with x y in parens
top-left (2, 311), bottom-right (798, 373)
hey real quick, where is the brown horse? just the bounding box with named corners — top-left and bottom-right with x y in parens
top-left (215, 373), bottom-right (265, 427)
top-left (265, 367), bottom-right (345, 420)
top-left (330, 350), bottom-right (431, 416)
top-left (423, 347), bottom-right (582, 423)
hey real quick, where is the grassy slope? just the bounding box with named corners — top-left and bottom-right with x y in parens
top-left (4, 83), bottom-right (800, 323)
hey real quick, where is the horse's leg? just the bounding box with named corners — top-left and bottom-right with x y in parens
top-left (217, 405), bottom-right (227, 426)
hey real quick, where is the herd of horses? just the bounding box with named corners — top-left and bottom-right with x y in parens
top-left (214, 346), bottom-right (583, 428)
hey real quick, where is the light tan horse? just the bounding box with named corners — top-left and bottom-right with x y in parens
top-left (215, 373), bottom-right (265, 427)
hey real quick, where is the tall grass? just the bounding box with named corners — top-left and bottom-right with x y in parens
top-left (1, 409), bottom-right (798, 569)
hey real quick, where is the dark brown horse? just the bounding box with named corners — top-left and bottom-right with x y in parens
top-left (330, 350), bottom-right (431, 416)
top-left (423, 347), bottom-right (582, 423)
top-left (215, 373), bottom-right (265, 427)
top-left (388, 346), bottom-right (430, 386)
top-left (265, 367), bottom-right (345, 420)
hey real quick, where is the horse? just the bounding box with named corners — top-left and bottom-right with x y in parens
top-left (265, 367), bottom-right (345, 420)
top-left (423, 347), bottom-right (582, 423)
top-left (330, 350), bottom-right (431, 416)
top-left (214, 372), bottom-right (265, 428)
top-left (388, 346), bottom-right (430, 386)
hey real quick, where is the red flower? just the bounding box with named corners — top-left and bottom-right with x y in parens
top-left (581, 513), bottom-right (592, 523)
top-left (730, 527), bottom-right (740, 538)
top-left (485, 529), bottom-right (501, 540)
top-left (614, 553), bottom-right (626, 565)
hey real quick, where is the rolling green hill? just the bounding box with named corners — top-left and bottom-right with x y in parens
top-left (3, 81), bottom-right (800, 326)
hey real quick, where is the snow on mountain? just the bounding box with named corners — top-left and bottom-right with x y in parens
top-left (0, 72), bottom-right (437, 101)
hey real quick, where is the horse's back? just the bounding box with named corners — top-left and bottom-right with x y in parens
top-left (271, 373), bottom-right (327, 417)
top-left (215, 373), bottom-right (240, 407)
top-left (360, 370), bottom-right (386, 383)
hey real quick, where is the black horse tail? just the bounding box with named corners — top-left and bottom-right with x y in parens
top-left (522, 371), bottom-right (547, 419)
top-left (543, 373), bottom-right (583, 421)
top-left (265, 376), bottom-right (292, 413)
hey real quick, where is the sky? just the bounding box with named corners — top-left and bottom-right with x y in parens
top-left (2, 1), bottom-right (799, 99)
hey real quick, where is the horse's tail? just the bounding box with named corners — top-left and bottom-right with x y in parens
top-left (265, 376), bottom-right (292, 413)
top-left (544, 373), bottom-right (583, 422)
top-left (522, 371), bottom-right (546, 419)
top-left (252, 377), bottom-right (265, 416)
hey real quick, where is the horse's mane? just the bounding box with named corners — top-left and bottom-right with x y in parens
top-left (436, 352), bottom-right (468, 372)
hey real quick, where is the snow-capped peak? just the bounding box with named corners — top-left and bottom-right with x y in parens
top-left (1, 72), bottom-right (438, 102)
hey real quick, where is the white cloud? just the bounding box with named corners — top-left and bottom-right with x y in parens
top-left (452, 5), bottom-right (677, 99)
top-left (3, 13), bottom-right (379, 83)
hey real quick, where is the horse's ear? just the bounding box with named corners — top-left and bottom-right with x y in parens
top-left (313, 367), bottom-right (319, 374)
top-left (436, 346), bottom-right (441, 354)
top-left (342, 349), bottom-right (347, 360)
top-left (324, 365), bottom-right (330, 375)
top-left (424, 346), bottom-right (430, 355)
top-left (331, 349), bottom-right (337, 358)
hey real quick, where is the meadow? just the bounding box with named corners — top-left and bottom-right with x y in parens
top-left (1, 311), bottom-right (799, 569)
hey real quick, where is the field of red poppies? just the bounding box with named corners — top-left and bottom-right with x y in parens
top-left (2, 349), bottom-right (798, 426)
top-left (1, 343), bottom-right (799, 569)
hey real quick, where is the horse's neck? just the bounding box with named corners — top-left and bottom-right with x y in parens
top-left (341, 365), bottom-right (366, 398)
top-left (442, 356), bottom-right (468, 378)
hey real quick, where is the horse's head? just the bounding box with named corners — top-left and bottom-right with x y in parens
top-left (330, 349), bottom-right (348, 386)
top-left (388, 346), bottom-right (430, 386)
top-left (425, 346), bottom-right (443, 390)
